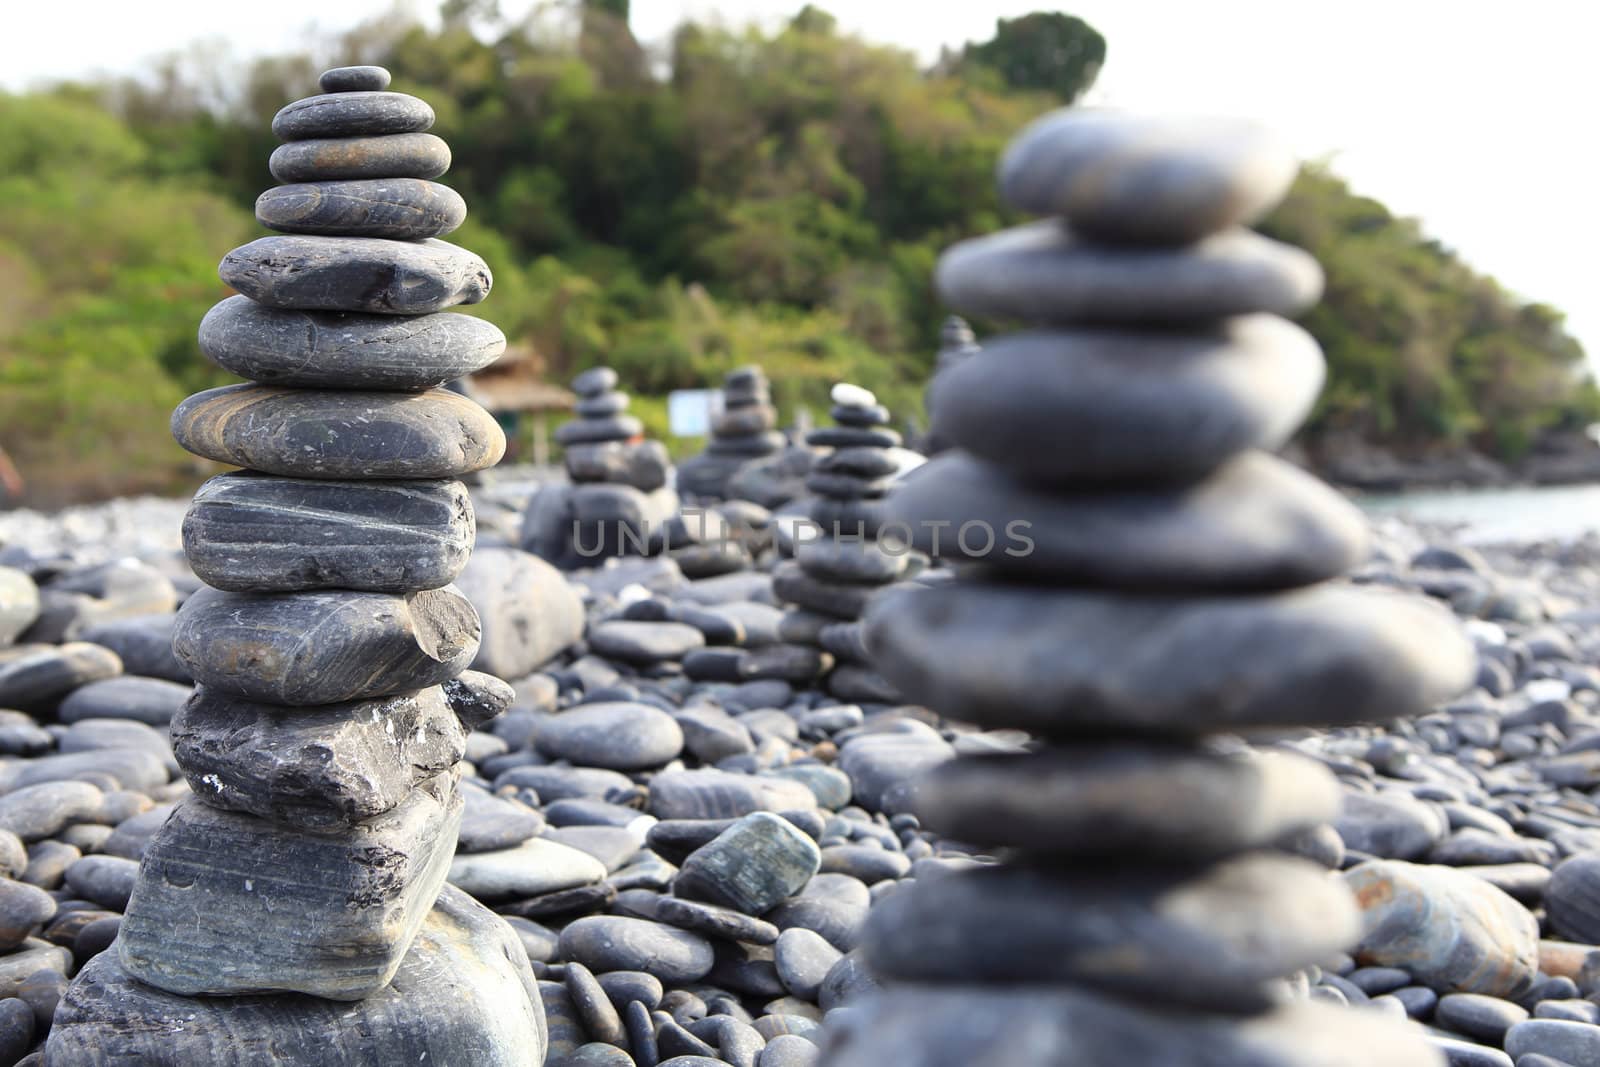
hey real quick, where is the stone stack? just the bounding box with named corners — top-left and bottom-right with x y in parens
top-left (678, 365), bottom-right (786, 501)
top-left (522, 367), bottom-right (678, 568)
top-left (47, 65), bottom-right (546, 1065)
top-left (824, 112), bottom-right (1478, 1066)
top-left (919, 316), bottom-right (979, 456)
top-left (560, 366), bottom-right (670, 493)
top-left (774, 384), bottom-right (909, 704)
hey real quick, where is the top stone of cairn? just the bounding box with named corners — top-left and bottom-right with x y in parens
top-left (321, 65), bottom-right (392, 93)
top-left (999, 110), bottom-right (1298, 245)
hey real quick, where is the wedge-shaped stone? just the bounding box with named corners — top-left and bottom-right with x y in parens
top-left (864, 582), bottom-right (1474, 735)
top-left (199, 295), bottom-right (504, 390)
top-left (269, 132), bottom-right (451, 183)
top-left (998, 110), bottom-right (1298, 245)
top-left (888, 450), bottom-right (1367, 589)
top-left (183, 473), bottom-right (474, 593)
top-left (172, 685), bottom-right (467, 830)
top-left (272, 91), bottom-right (434, 141)
top-left (927, 315), bottom-right (1324, 485)
top-left (49, 885), bottom-right (546, 1065)
top-left (938, 220), bottom-right (1323, 323)
top-left (820, 986), bottom-right (1443, 1067)
top-left (172, 585), bottom-right (479, 706)
top-left (256, 178), bottom-right (466, 240)
top-left (117, 774), bottom-right (462, 999)
top-left (171, 384), bottom-right (504, 479)
top-left (219, 236), bottom-right (489, 314)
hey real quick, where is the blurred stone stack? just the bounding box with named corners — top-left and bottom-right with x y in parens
top-left (919, 316), bottom-right (979, 456)
top-left (47, 65), bottom-right (546, 1065)
top-left (560, 366), bottom-right (671, 494)
top-left (773, 384), bottom-right (909, 704)
top-left (824, 111), bottom-right (1479, 1065)
top-left (679, 365), bottom-right (787, 501)
top-left (522, 367), bottom-right (678, 569)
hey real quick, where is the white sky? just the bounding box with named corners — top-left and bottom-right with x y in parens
top-left (4, 0), bottom-right (1598, 360)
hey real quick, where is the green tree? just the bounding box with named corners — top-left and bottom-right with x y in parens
top-left (963, 13), bottom-right (1106, 102)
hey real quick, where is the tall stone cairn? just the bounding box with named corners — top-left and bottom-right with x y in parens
top-left (824, 111), bottom-right (1478, 1065)
top-left (560, 366), bottom-right (670, 493)
top-left (47, 66), bottom-right (547, 1065)
top-left (774, 383), bottom-right (911, 703)
top-left (678, 365), bottom-right (786, 500)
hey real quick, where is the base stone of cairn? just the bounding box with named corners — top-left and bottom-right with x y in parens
top-left (521, 366), bottom-right (678, 569)
top-left (824, 112), bottom-right (1476, 1066)
top-left (678, 365), bottom-right (789, 502)
top-left (47, 65), bottom-right (545, 1064)
top-left (775, 384), bottom-right (913, 703)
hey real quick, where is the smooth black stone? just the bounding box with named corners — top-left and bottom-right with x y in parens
top-left (589, 621), bottom-right (707, 664)
top-left (556, 415), bottom-right (644, 446)
top-left (647, 770), bottom-right (817, 821)
top-left (56, 675), bottom-right (189, 725)
top-left (713, 406), bottom-right (777, 436)
top-left (998, 109), bottom-right (1297, 245)
top-left (269, 132), bottom-right (451, 183)
top-left (117, 777), bottom-right (461, 999)
top-left (172, 585), bottom-right (479, 706)
top-left (863, 856), bottom-right (1355, 1011)
top-left (272, 91), bottom-right (433, 141)
top-left (183, 473), bottom-right (473, 593)
top-left (867, 581), bottom-right (1474, 735)
top-left (171, 384), bottom-right (504, 479)
top-left (675, 812), bottom-right (822, 915)
top-left (829, 404), bottom-right (890, 428)
top-left (597, 971), bottom-right (663, 1012)
top-left (804, 471), bottom-right (890, 500)
top-left (565, 961), bottom-right (626, 1047)
top-left (47, 885), bottom-right (545, 1065)
top-left (534, 702), bottom-right (685, 770)
top-left (814, 447), bottom-right (897, 478)
top-left (772, 562), bottom-right (874, 620)
top-left (624, 1000), bottom-right (659, 1066)
top-left (928, 315), bottom-right (1323, 485)
top-left (796, 540), bottom-right (907, 585)
top-left (0, 643), bottom-right (122, 710)
top-left (257, 178), bottom-right (466, 239)
top-left (706, 430), bottom-right (786, 457)
top-left (77, 615), bottom-right (186, 683)
top-left (558, 917), bottom-right (715, 984)
top-left (319, 66), bottom-right (391, 93)
top-left (804, 427), bottom-right (900, 450)
top-left (821, 986), bottom-right (1437, 1067)
top-left (219, 236), bottom-right (489, 314)
top-left (654, 895), bottom-right (781, 945)
top-left (200, 295), bottom-right (503, 390)
top-left (1546, 854), bottom-right (1600, 943)
top-left (456, 783), bottom-right (545, 854)
top-left (917, 745), bottom-right (1339, 858)
top-left (171, 685), bottom-right (465, 829)
top-left (889, 450), bottom-right (1368, 589)
top-left (572, 366), bottom-right (619, 396)
top-left (575, 391), bottom-right (630, 418)
top-left (938, 219), bottom-right (1322, 323)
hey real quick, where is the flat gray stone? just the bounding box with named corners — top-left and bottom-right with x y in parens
top-left (117, 776), bottom-right (461, 999)
top-left (927, 315), bottom-right (1324, 485)
top-left (77, 615), bottom-right (186, 683)
top-left (173, 585), bottom-right (479, 706)
top-left (534, 702), bottom-right (684, 770)
top-left (172, 685), bottom-right (465, 830)
top-left (916, 744), bottom-right (1340, 859)
top-left (864, 582), bottom-right (1475, 735)
top-left (447, 837), bottom-right (607, 900)
top-left (269, 131), bottom-right (451, 183)
top-left (183, 473), bottom-right (473, 593)
top-left (558, 916), bottom-right (715, 984)
top-left (889, 450), bottom-right (1368, 589)
top-left (820, 986), bottom-right (1443, 1067)
top-left (47, 884), bottom-right (546, 1066)
top-left (864, 854), bottom-right (1356, 1011)
top-left (589, 620), bottom-right (707, 664)
top-left (649, 769), bottom-right (818, 820)
top-left (272, 90), bottom-right (434, 140)
top-left (219, 236), bottom-right (489, 314)
top-left (257, 178), bottom-right (465, 239)
top-left (199, 295), bottom-right (504, 390)
top-left (0, 643), bottom-right (121, 710)
top-left (998, 110), bottom-right (1298, 244)
top-left (319, 65), bottom-right (391, 93)
top-left (455, 547), bottom-right (584, 679)
top-left (56, 675), bottom-right (191, 725)
top-left (172, 384), bottom-right (504, 479)
top-left (939, 219), bottom-right (1322, 322)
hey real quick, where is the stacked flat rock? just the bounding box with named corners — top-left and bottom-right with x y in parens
top-left (825, 111), bottom-right (1480, 1067)
top-left (49, 66), bottom-right (545, 1065)
top-left (774, 384), bottom-right (909, 703)
top-left (522, 367), bottom-right (679, 569)
top-left (678, 366), bottom-right (787, 501)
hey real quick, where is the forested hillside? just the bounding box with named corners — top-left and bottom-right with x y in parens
top-left (0, 2), bottom-right (1590, 502)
